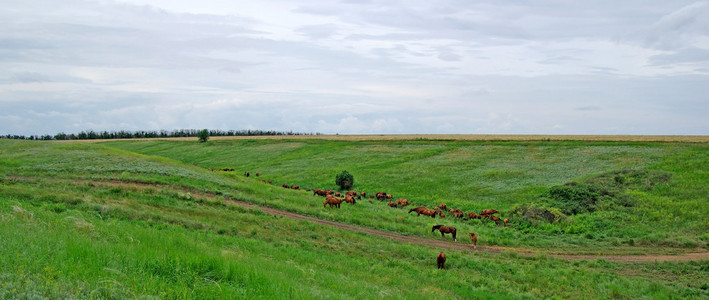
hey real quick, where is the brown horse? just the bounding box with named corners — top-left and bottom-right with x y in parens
top-left (313, 189), bottom-right (328, 197)
top-left (344, 195), bottom-right (356, 205)
top-left (323, 195), bottom-right (342, 208)
top-left (503, 218), bottom-right (509, 227)
top-left (408, 206), bottom-right (427, 214)
top-left (481, 209), bottom-right (499, 215)
top-left (419, 209), bottom-right (438, 218)
top-left (437, 252), bottom-right (446, 269)
top-left (392, 198), bottom-right (409, 207)
top-left (469, 232), bottom-right (477, 249)
top-left (432, 225), bottom-right (457, 241)
top-left (466, 212), bottom-right (480, 220)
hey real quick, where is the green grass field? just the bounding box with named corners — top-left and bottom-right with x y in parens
top-left (1, 137), bottom-right (708, 299)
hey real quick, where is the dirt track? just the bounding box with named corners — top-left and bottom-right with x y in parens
top-left (225, 197), bottom-right (709, 262)
top-left (81, 179), bottom-right (709, 263)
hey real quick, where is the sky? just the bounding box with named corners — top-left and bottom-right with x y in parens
top-left (1, 0), bottom-right (708, 136)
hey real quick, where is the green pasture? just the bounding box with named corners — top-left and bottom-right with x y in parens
top-left (103, 138), bottom-right (709, 251)
top-left (1, 138), bottom-right (708, 299)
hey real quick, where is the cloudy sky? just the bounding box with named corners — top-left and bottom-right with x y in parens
top-left (1, 0), bottom-right (708, 135)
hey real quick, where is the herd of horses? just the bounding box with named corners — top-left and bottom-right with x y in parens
top-left (216, 168), bottom-right (503, 269)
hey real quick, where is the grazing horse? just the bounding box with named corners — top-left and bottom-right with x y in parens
top-left (344, 195), bottom-right (356, 204)
top-left (419, 209), bottom-right (438, 218)
top-left (469, 233), bottom-right (478, 249)
top-left (503, 218), bottom-right (509, 227)
top-left (451, 210), bottom-right (464, 219)
top-left (489, 215), bottom-right (501, 225)
top-left (291, 185), bottom-right (300, 190)
top-left (466, 212), bottom-right (479, 220)
top-left (394, 198), bottom-right (409, 207)
top-left (480, 209), bottom-right (499, 215)
top-left (437, 252), bottom-right (446, 269)
top-left (408, 206), bottom-right (427, 214)
top-left (323, 195), bottom-right (342, 208)
top-left (376, 192), bottom-right (387, 200)
top-left (439, 203), bottom-right (447, 211)
top-left (432, 225), bottom-right (457, 241)
top-left (313, 189), bottom-right (328, 197)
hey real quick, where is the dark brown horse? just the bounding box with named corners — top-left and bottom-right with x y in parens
top-left (432, 225), bottom-right (457, 241)
top-left (437, 252), bottom-right (446, 269)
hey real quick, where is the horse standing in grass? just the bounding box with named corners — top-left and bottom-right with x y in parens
top-left (469, 233), bottom-right (478, 249)
top-left (437, 252), bottom-right (446, 269)
top-left (432, 225), bottom-right (457, 241)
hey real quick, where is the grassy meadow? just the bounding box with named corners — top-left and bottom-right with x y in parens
top-left (1, 137), bottom-right (708, 299)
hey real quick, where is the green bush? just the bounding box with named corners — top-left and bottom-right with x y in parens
top-left (548, 183), bottom-right (600, 215)
top-left (510, 203), bottom-right (565, 224)
top-left (335, 170), bottom-right (354, 190)
top-left (197, 129), bottom-right (209, 143)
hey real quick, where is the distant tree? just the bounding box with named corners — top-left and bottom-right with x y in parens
top-left (335, 170), bottom-right (354, 190)
top-left (197, 129), bottom-right (210, 143)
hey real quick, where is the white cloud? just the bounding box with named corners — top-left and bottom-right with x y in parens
top-left (1, 0), bottom-right (707, 135)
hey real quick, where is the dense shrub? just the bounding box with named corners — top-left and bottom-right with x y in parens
top-left (546, 169), bottom-right (671, 216)
top-left (510, 203), bottom-right (565, 224)
top-left (519, 169), bottom-right (672, 225)
top-left (548, 183), bottom-right (600, 215)
top-left (335, 170), bottom-right (354, 190)
top-left (197, 129), bottom-right (209, 143)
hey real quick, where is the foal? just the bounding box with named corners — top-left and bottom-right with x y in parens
top-left (469, 232), bottom-right (478, 249)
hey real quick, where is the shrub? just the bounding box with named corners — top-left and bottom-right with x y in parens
top-left (510, 203), bottom-right (565, 224)
top-left (548, 183), bottom-right (600, 215)
top-left (197, 129), bottom-right (209, 143)
top-left (335, 170), bottom-right (354, 190)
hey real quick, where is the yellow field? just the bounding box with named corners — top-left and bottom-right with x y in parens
top-left (70, 134), bottom-right (709, 143)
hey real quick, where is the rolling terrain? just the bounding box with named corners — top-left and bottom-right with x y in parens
top-left (1, 136), bottom-right (708, 298)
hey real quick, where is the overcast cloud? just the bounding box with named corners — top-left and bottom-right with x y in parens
top-left (1, 0), bottom-right (708, 135)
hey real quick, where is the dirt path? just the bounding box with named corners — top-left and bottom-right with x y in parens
top-left (222, 197), bottom-right (709, 262)
top-left (65, 179), bottom-right (709, 262)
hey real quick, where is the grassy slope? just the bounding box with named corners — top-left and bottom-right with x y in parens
top-left (1, 139), bottom-right (708, 299)
top-left (104, 138), bottom-right (709, 251)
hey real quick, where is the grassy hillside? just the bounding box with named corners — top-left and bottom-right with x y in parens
top-left (105, 138), bottom-right (709, 251)
top-left (1, 139), bottom-right (708, 299)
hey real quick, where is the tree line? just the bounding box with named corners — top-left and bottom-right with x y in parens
top-left (2, 129), bottom-right (320, 141)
